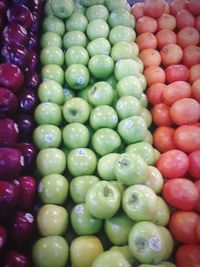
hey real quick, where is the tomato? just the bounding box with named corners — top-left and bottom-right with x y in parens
top-left (188, 0), bottom-right (200, 16)
top-left (157, 14), bottom-right (176, 31)
top-left (192, 79), bottom-right (200, 102)
top-left (170, 0), bottom-right (188, 16)
top-left (156, 149), bottom-right (189, 179)
top-left (176, 245), bottom-right (200, 267)
top-left (189, 150), bottom-right (200, 180)
top-left (169, 211), bottom-right (199, 244)
top-left (156, 29), bottom-right (177, 49)
top-left (177, 27), bottom-right (200, 49)
top-left (195, 180), bottom-right (200, 214)
top-left (153, 126), bottom-right (175, 153)
top-left (170, 98), bottom-right (200, 126)
top-left (135, 16), bottom-right (158, 34)
top-left (163, 178), bottom-right (199, 210)
top-left (151, 103), bottom-right (173, 127)
top-left (161, 44), bottom-right (183, 66)
top-left (195, 15), bottom-right (200, 32)
top-left (139, 48), bottom-right (161, 68)
top-left (136, 32), bottom-right (157, 51)
top-left (176, 9), bottom-right (195, 30)
top-left (183, 45), bottom-right (200, 68)
top-left (174, 125), bottom-right (200, 153)
top-left (189, 64), bottom-right (200, 84)
top-left (146, 82), bottom-right (167, 105)
top-left (163, 81), bottom-right (191, 106)
top-left (143, 0), bottom-right (166, 18)
top-left (144, 66), bottom-right (166, 85)
top-left (131, 2), bottom-right (144, 20)
top-left (165, 64), bottom-right (189, 84)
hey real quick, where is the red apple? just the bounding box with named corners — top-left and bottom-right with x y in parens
top-left (18, 176), bottom-right (37, 209)
top-left (3, 251), bottom-right (31, 267)
top-left (0, 87), bottom-right (18, 116)
top-left (0, 118), bottom-right (19, 147)
top-left (0, 225), bottom-right (7, 253)
top-left (3, 23), bottom-right (28, 46)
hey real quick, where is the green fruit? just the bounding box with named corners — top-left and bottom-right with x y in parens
top-left (111, 42), bottom-right (139, 61)
top-left (63, 31), bottom-right (87, 49)
top-left (65, 46), bottom-right (89, 66)
top-left (97, 153), bottom-right (119, 180)
top-left (41, 64), bottom-right (64, 85)
top-left (44, 1), bottom-right (53, 16)
top-left (38, 80), bottom-right (64, 105)
top-left (105, 0), bottom-right (130, 12)
top-left (88, 82), bottom-right (114, 106)
top-left (140, 108), bottom-right (152, 128)
top-left (109, 26), bottom-right (136, 45)
top-left (86, 5), bottom-right (109, 21)
top-left (40, 32), bottom-right (62, 48)
top-left (50, 0), bottom-right (74, 19)
top-left (66, 13), bottom-right (88, 32)
top-left (115, 96), bottom-right (142, 120)
top-left (114, 59), bottom-right (139, 81)
top-left (108, 8), bottom-right (135, 28)
top-left (65, 64), bottom-right (90, 90)
top-left (40, 46), bottom-right (64, 66)
top-left (87, 38), bottom-right (111, 56)
top-left (144, 166), bottom-right (163, 194)
top-left (89, 55), bottom-right (114, 79)
top-left (151, 197), bottom-right (170, 227)
top-left (87, 19), bottom-right (109, 40)
top-left (63, 87), bottom-right (75, 102)
top-left (42, 15), bottom-right (65, 36)
top-left (92, 251), bottom-right (131, 267)
top-left (116, 76), bottom-right (143, 99)
top-left (80, 0), bottom-right (105, 7)
top-left (140, 93), bottom-right (148, 107)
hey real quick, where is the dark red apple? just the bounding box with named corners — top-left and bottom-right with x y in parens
top-left (30, 11), bottom-right (41, 33)
top-left (24, 49), bottom-right (38, 72)
top-left (0, 119), bottom-right (19, 147)
top-left (0, 225), bottom-right (7, 253)
top-left (7, 5), bottom-right (33, 30)
top-left (28, 32), bottom-right (38, 50)
top-left (19, 89), bottom-right (38, 114)
top-left (0, 87), bottom-right (18, 116)
top-left (17, 114), bottom-right (35, 141)
top-left (25, 71), bottom-right (40, 89)
top-left (16, 143), bottom-right (37, 173)
top-left (3, 23), bottom-right (28, 47)
top-left (3, 251), bottom-right (31, 267)
top-left (0, 0), bottom-right (8, 14)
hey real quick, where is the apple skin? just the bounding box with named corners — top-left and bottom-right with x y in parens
top-left (85, 181), bottom-right (121, 219)
top-left (88, 81), bottom-right (114, 106)
top-left (70, 236), bottom-right (104, 267)
top-left (41, 64), bottom-right (64, 85)
top-left (66, 13), bottom-right (88, 32)
top-left (0, 225), bottom-right (7, 254)
top-left (86, 19), bottom-right (109, 40)
top-left (109, 26), bottom-right (136, 45)
top-left (37, 204), bottom-right (68, 236)
top-left (3, 250), bottom-right (31, 267)
top-left (38, 80), bottom-right (64, 105)
top-left (65, 46), bottom-right (89, 66)
top-left (65, 64), bottom-right (90, 90)
top-left (122, 184), bottom-right (158, 221)
top-left (40, 32), bottom-right (62, 48)
top-left (110, 246), bottom-right (134, 265)
top-left (87, 38), bottom-right (111, 57)
top-left (108, 8), bottom-right (134, 28)
top-left (32, 236), bottom-right (69, 267)
top-left (97, 153), bottom-right (119, 181)
top-left (42, 15), bottom-right (65, 36)
top-left (158, 226), bottom-right (174, 261)
top-left (116, 75), bottom-right (143, 99)
top-left (38, 174), bottom-right (68, 205)
top-left (88, 55), bottom-right (114, 79)
top-left (50, 0), bottom-right (74, 19)
top-left (144, 166), bottom-right (164, 195)
top-left (86, 5), bottom-right (109, 22)
top-left (114, 59), bottom-right (139, 81)
top-left (70, 175), bottom-right (99, 204)
top-left (104, 0), bottom-right (130, 12)
top-left (0, 118), bottom-right (19, 147)
top-left (111, 41), bottom-right (139, 62)
top-left (63, 31), bottom-right (87, 49)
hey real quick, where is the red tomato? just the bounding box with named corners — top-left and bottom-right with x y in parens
top-left (135, 16), bottom-right (158, 34)
top-left (136, 32), bottom-right (157, 51)
top-left (143, 0), bottom-right (166, 18)
top-left (195, 15), bottom-right (200, 32)
top-left (165, 64), bottom-right (189, 84)
top-left (169, 211), bottom-right (199, 244)
top-left (144, 66), bottom-right (166, 86)
top-left (187, 0), bottom-right (200, 16)
top-left (176, 9), bottom-right (195, 30)
top-left (153, 126), bottom-right (175, 153)
top-left (176, 245), bottom-right (200, 267)
top-left (170, 0), bottom-right (188, 16)
top-left (183, 45), bottom-right (200, 68)
top-left (161, 44), bottom-right (183, 66)
top-left (192, 79), bottom-right (200, 102)
top-left (157, 14), bottom-right (176, 31)
top-left (151, 103), bottom-right (173, 127)
top-left (163, 81), bottom-right (191, 106)
top-left (174, 125), bottom-right (200, 153)
top-left (189, 64), bottom-right (200, 84)
top-left (139, 48), bottom-right (161, 68)
top-left (163, 178), bottom-right (199, 210)
top-left (156, 29), bottom-right (177, 49)
top-left (131, 2), bottom-right (144, 20)
top-left (189, 150), bottom-right (200, 180)
top-left (177, 27), bottom-right (200, 49)
top-left (195, 180), bottom-right (200, 214)
top-left (156, 149), bottom-right (189, 179)
top-left (146, 82), bottom-right (167, 105)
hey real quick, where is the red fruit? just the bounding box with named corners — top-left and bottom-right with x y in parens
top-left (176, 9), bottom-right (195, 30)
top-left (156, 29), bottom-right (177, 49)
top-left (146, 82), bottom-right (167, 105)
top-left (195, 180), bottom-right (200, 214)
top-left (3, 23), bottom-right (28, 46)
top-left (183, 45), bottom-right (200, 68)
top-left (189, 64), bottom-right (200, 84)
top-left (135, 16), bottom-right (158, 34)
top-left (136, 32), bottom-right (157, 51)
top-left (18, 176), bottom-right (37, 209)
top-left (165, 64), bottom-right (189, 84)
top-left (3, 251), bottom-right (31, 267)
top-left (170, 0), bottom-right (188, 16)
top-left (160, 44), bottom-right (183, 66)
top-left (139, 48), bottom-right (161, 68)
top-left (0, 118), bottom-right (19, 147)
top-left (189, 150), bottom-right (200, 180)
top-left (0, 87), bottom-right (18, 116)
top-left (16, 143), bottom-right (37, 174)
top-left (144, 66), bottom-right (166, 85)
top-left (176, 245), bottom-right (200, 267)
top-left (192, 79), bottom-right (200, 102)
top-left (195, 15), bottom-right (200, 32)
top-left (151, 103), bottom-right (173, 127)
top-left (187, 0), bottom-right (200, 16)
top-left (157, 13), bottom-right (176, 30)
top-left (0, 226), bottom-right (7, 253)
top-left (177, 27), bottom-right (200, 49)
top-left (143, 0), bottom-right (166, 18)
top-left (153, 126), bottom-right (175, 153)
top-left (131, 2), bottom-right (144, 20)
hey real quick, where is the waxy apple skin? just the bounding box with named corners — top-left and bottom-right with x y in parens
top-left (0, 87), bottom-right (18, 116)
top-left (0, 118), bottom-right (19, 147)
top-left (0, 225), bottom-right (7, 254)
top-left (3, 250), bottom-right (31, 267)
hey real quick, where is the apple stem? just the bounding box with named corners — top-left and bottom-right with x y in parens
top-left (128, 193), bottom-right (138, 204)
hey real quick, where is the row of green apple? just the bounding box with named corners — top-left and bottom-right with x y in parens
top-left (32, 1), bottom-right (175, 267)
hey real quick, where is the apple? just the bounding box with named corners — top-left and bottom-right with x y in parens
top-left (18, 176), bottom-right (37, 210)
top-left (74, 0), bottom-right (86, 13)
top-left (85, 181), bottom-right (121, 219)
top-left (143, 166), bottom-right (164, 194)
top-left (105, 0), bottom-right (130, 12)
top-left (88, 55), bottom-right (114, 79)
top-left (115, 153), bottom-right (148, 186)
top-left (34, 102), bottom-right (62, 126)
top-left (38, 174), bottom-right (68, 205)
top-left (105, 75), bottom-right (117, 88)
top-left (41, 64), bottom-right (64, 85)
top-left (32, 236), bottom-right (69, 267)
top-left (50, 0), bottom-right (74, 19)
top-left (115, 96), bottom-right (142, 120)
top-left (42, 15), bottom-right (65, 36)
top-left (108, 8), bottom-right (135, 28)
top-left (158, 226), bottom-right (174, 260)
top-left (40, 32), bottom-right (62, 48)
top-left (67, 148), bottom-right (97, 177)
top-left (111, 41), bottom-right (139, 62)
top-left (65, 64), bottom-right (90, 90)
top-left (66, 13), bottom-right (88, 32)
top-left (63, 31), bottom-right (87, 49)
top-left (86, 5), bottom-right (109, 21)
top-left (63, 87), bottom-right (75, 102)
top-left (0, 226), bottom-right (7, 253)
top-left (87, 19), bottom-right (109, 40)
top-left (151, 197), bottom-right (170, 227)
top-left (140, 93), bottom-right (148, 108)
top-left (114, 59), bottom-right (140, 81)
top-left (63, 97), bottom-right (90, 123)
top-left (104, 210), bottom-right (134, 246)
top-left (97, 153), bottom-right (119, 180)
top-left (36, 148), bottom-right (66, 176)
top-left (70, 236), bottom-right (104, 267)
top-left (37, 204), bottom-right (68, 236)
top-left (18, 89), bottom-right (38, 114)
top-left (88, 82), bottom-right (114, 106)
top-left (0, 118), bottom-right (19, 147)
top-left (0, 87), bottom-right (18, 116)
top-left (40, 46), bottom-right (64, 66)
top-left (70, 175), bottom-right (99, 204)
top-left (80, 0), bottom-right (105, 6)
top-left (77, 85), bottom-right (91, 102)
top-left (116, 75), bottom-right (143, 99)
top-left (3, 24), bottom-right (28, 46)
top-left (122, 184), bottom-right (158, 221)
top-left (110, 246), bottom-right (134, 265)
top-left (16, 143), bottom-right (37, 174)
top-left (87, 38), bottom-right (111, 57)
top-left (109, 26), bottom-right (136, 45)
top-left (65, 46), bottom-right (89, 66)
top-left (3, 251), bottom-right (31, 267)
top-left (144, 131), bottom-right (153, 145)
top-left (140, 108), bottom-right (152, 128)
top-left (134, 57), bottom-right (144, 73)
top-left (38, 80), bottom-right (64, 105)
top-left (71, 203), bottom-right (102, 235)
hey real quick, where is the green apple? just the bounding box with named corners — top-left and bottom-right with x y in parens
top-left (63, 123), bottom-right (89, 149)
top-left (65, 64), bottom-right (90, 90)
top-left (66, 13), bottom-right (88, 32)
top-left (108, 8), bottom-right (135, 28)
top-left (158, 226), bottom-right (174, 260)
top-left (80, 0), bottom-right (105, 6)
top-left (87, 38), bottom-right (111, 57)
top-left (77, 85), bottom-right (91, 102)
top-left (115, 153), bottom-right (148, 186)
top-left (128, 221), bottom-right (166, 264)
top-left (33, 236), bottom-right (68, 267)
top-left (116, 76), bottom-right (143, 99)
top-left (70, 175), bottom-right (99, 204)
top-left (154, 149), bottom-right (161, 162)
top-left (67, 148), bottom-right (97, 176)
top-left (42, 15), bottom-right (65, 36)
top-left (140, 108), bottom-right (152, 128)
top-left (105, 75), bottom-right (117, 88)
top-left (41, 64), bottom-right (64, 85)
top-left (74, 0), bottom-right (86, 13)
top-left (144, 130), bottom-right (153, 144)
top-left (114, 59), bottom-right (139, 81)
top-left (37, 204), bottom-right (68, 236)
top-left (70, 236), bottom-right (104, 267)
top-left (151, 197), bottom-right (170, 227)
top-left (40, 32), bottom-right (62, 48)
top-left (38, 80), bottom-right (64, 105)
top-left (85, 181), bottom-right (121, 219)
top-left (109, 26), bottom-right (136, 45)
top-left (139, 93), bottom-right (148, 108)
top-left (88, 81), bottom-right (114, 106)
top-left (144, 166), bottom-right (164, 194)
top-left (86, 5), bottom-right (109, 21)
top-left (63, 87), bottom-right (75, 102)
top-left (63, 31), bottom-right (87, 49)
top-left (34, 102), bottom-right (62, 126)
top-left (40, 46), bottom-right (64, 66)
top-left (90, 105), bottom-right (118, 130)
top-left (44, 1), bottom-right (53, 16)
top-left (118, 116), bottom-right (147, 144)
top-left (36, 148), bottom-right (66, 176)
top-left (111, 42), bottom-right (139, 61)
top-left (115, 96), bottom-right (142, 120)
top-left (63, 97), bottom-right (90, 123)
top-left (138, 74), bottom-right (147, 91)
top-left (50, 0), bottom-right (74, 18)
top-left (125, 142), bottom-right (155, 165)
top-left (86, 19), bottom-right (109, 40)
top-left (105, 0), bottom-right (130, 12)
top-left (89, 55), bottom-right (114, 79)
top-left (65, 46), bottom-right (89, 66)
top-left (111, 181), bottom-right (126, 195)
top-left (122, 184), bottom-right (157, 221)
top-left (104, 210), bottom-right (134, 246)
top-left (158, 262), bottom-right (176, 267)
top-left (92, 128), bottom-right (121, 156)
top-left (33, 125), bottom-right (62, 149)
top-left (38, 174), bottom-right (69, 205)
top-left (71, 203), bottom-right (102, 235)
top-left (97, 153), bottom-right (119, 180)
top-left (134, 57), bottom-right (144, 73)
top-left (110, 246), bottom-right (134, 265)
top-left (92, 250), bottom-right (131, 267)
